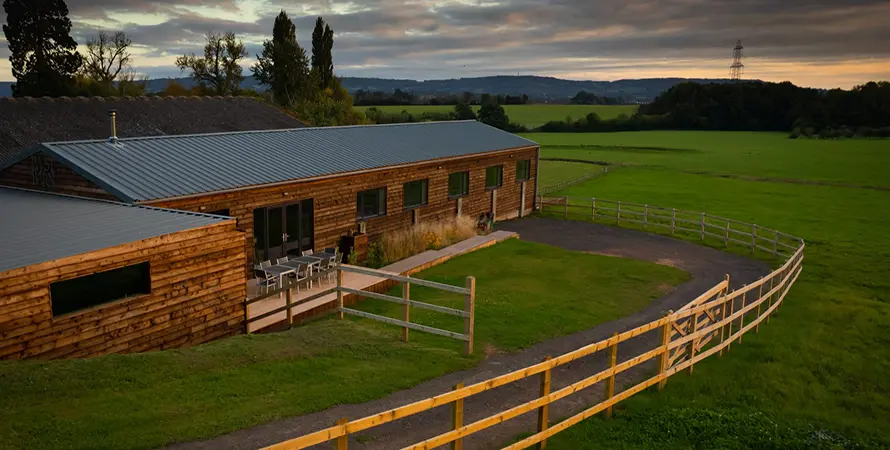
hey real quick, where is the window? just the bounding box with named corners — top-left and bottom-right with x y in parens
top-left (50, 262), bottom-right (151, 317)
top-left (485, 165), bottom-right (503, 189)
top-left (357, 187), bottom-right (386, 219)
top-left (516, 160), bottom-right (531, 181)
top-left (403, 179), bottom-right (428, 209)
top-left (448, 171), bottom-right (469, 198)
top-left (208, 208), bottom-right (231, 216)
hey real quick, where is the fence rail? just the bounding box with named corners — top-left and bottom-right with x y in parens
top-left (264, 199), bottom-right (805, 450)
top-left (537, 167), bottom-right (609, 196)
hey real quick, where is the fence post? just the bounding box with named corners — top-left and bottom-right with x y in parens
top-left (337, 266), bottom-right (344, 320)
top-left (451, 383), bottom-right (465, 450)
top-left (605, 332), bottom-right (619, 418)
top-left (751, 224), bottom-right (757, 254)
top-left (700, 213), bottom-right (705, 240)
top-left (286, 288), bottom-right (293, 329)
top-left (724, 220), bottom-right (730, 247)
top-left (671, 209), bottom-right (676, 235)
top-left (336, 417), bottom-right (348, 450)
top-left (643, 205), bottom-right (648, 229)
top-left (737, 287), bottom-right (747, 344)
top-left (617, 201), bottom-right (621, 225)
top-left (718, 274), bottom-right (730, 357)
top-left (773, 230), bottom-right (779, 257)
top-left (687, 311), bottom-right (698, 375)
top-left (726, 291), bottom-right (736, 353)
top-left (464, 276), bottom-right (476, 355)
top-left (658, 310), bottom-right (673, 390)
top-left (755, 280), bottom-right (763, 333)
top-left (563, 196), bottom-right (568, 219)
top-left (402, 278), bottom-right (411, 342)
top-left (591, 198), bottom-right (596, 220)
top-left (766, 277), bottom-right (775, 324)
top-left (536, 356), bottom-right (552, 450)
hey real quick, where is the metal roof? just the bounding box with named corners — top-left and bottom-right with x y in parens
top-left (0, 187), bottom-right (232, 273)
top-left (24, 120), bottom-right (538, 202)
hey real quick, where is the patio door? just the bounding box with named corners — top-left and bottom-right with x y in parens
top-left (253, 199), bottom-right (314, 263)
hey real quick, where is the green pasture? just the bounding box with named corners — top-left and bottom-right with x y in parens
top-left (358, 104), bottom-right (638, 128)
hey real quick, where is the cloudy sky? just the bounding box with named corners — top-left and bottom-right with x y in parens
top-left (1, 0), bottom-right (889, 88)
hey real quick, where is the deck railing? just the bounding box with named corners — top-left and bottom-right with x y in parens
top-left (263, 199), bottom-right (805, 450)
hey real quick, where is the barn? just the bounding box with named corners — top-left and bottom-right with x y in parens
top-left (0, 187), bottom-right (246, 360)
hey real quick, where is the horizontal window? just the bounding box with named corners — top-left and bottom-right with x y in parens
top-left (516, 160), bottom-right (531, 181)
top-left (50, 262), bottom-right (151, 317)
top-left (448, 171), bottom-right (469, 198)
top-left (403, 179), bottom-right (428, 209)
top-left (357, 187), bottom-right (386, 219)
top-left (485, 165), bottom-right (503, 189)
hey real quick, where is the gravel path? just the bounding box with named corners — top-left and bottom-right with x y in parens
top-left (168, 217), bottom-right (770, 450)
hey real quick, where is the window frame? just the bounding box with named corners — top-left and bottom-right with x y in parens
top-left (357, 187), bottom-right (387, 220)
top-left (516, 159), bottom-right (531, 182)
top-left (403, 178), bottom-right (429, 210)
top-left (447, 171), bottom-right (470, 199)
top-left (49, 261), bottom-right (152, 319)
top-left (485, 165), bottom-right (504, 190)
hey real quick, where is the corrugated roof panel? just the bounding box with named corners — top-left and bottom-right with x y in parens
top-left (0, 188), bottom-right (231, 273)
top-left (39, 121), bottom-right (538, 202)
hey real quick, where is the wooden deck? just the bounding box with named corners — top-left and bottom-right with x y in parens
top-left (245, 231), bottom-right (518, 332)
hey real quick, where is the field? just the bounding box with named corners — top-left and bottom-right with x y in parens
top-left (537, 160), bottom-right (603, 187)
top-left (0, 239), bottom-right (685, 450)
top-left (529, 131), bottom-right (890, 448)
top-left (358, 104), bottom-right (638, 128)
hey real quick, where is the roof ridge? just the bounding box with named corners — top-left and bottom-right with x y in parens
top-left (0, 186), bottom-right (233, 220)
top-left (41, 119), bottom-right (485, 146)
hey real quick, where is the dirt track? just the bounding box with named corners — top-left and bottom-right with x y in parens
top-left (167, 217), bottom-right (770, 450)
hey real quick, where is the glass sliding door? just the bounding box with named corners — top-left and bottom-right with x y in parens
top-left (253, 199), bottom-right (315, 263)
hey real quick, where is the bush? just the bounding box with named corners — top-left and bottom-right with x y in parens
top-left (366, 242), bottom-right (386, 269)
top-left (380, 216), bottom-right (477, 264)
top-left (789, 127), bottom-right (801, 139)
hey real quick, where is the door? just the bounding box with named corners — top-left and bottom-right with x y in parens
top-left (253, 199), bottom-right (315, 263)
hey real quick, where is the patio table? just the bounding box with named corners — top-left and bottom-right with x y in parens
top-left (291, 256), bottom-right (323, 287)
top-left (258, 265), bottom-right (296, 287)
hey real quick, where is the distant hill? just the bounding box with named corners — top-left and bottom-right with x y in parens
top-left (0, 75), bottom-right (738, 102)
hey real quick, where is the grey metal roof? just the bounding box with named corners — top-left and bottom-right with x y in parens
top-left (0, 187), bottom-right (232, 273)
top-left (21, 120), bottom-right (537, 202)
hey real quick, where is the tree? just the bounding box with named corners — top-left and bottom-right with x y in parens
top-left (175, 31), bottom-right (247, 95)
top-left (454, 102), bottom-right (477, 120)
top-left (478, 102), bottom-right (509, 130)
top-left (2, 0), bottom-right (82, 97)
top-left (311, 17), bottom-right (334, 90)
top-left (83, 31), bottom-right (132, 85)
top-left (252, 10), bottom-right (312, 106)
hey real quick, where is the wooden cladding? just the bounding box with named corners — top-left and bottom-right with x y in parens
top-left (0, 154), bottom-right (117, 200)
top-left (0, 221), bottom-right (247, 360)
top-left (146, 147), bottom-right (539, 272)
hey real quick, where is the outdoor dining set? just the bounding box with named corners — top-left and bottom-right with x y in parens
top-left (254, 248), bottom-right (340, 292)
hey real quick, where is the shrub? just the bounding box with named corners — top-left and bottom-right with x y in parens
top-left (789, 127), bottom-right (801, 139)
top-left (381, 216), bottom-right (477, 264)
top-left (347, 247), bottom-right (359, 265)
top-left (366, 242), bottom-right (386, 269)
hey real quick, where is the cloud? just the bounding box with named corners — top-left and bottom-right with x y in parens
top-left (0, 0), bottom-right (888, 88)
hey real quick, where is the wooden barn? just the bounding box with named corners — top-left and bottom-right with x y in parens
top-left (0, 187), bottom-right (246, 360)
top-left (0, 120), bottom-right (540, 273)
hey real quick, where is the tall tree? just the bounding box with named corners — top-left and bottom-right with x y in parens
top-left (83, 31), bottom-right (132, 85)
top-left (310, 17), bottom-right (335, 90)
top-left (252, 10), bottom-right (311, 106)
top-left (175, 31), bottom-right (247, 95)
top-left (2, 0), bottom-right (82, 97)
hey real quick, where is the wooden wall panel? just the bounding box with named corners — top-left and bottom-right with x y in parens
top-left (0, 221), bottom-right (246, 360)
top-left (0, 155), bottom-right (117, 200)
top-left (147, 147), bottom-right (540, 272)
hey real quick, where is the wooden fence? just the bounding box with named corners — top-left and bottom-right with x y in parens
top-left (537, 167), bottom-right (609, 196)
top-left (243, 265), bottom-right (476, 355)
top-left (263, 200), bottom-right (805, 450)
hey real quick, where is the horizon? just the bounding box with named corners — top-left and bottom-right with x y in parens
top-left (2, 1), bottom-right (889, 89)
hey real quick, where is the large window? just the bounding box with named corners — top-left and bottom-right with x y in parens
top-left (357, 187), bottom-right (386, 219)
top-left (516, 160), bottom-right (531, 181)
top-left (485, 165), bottom-right (503, 189)
top-left (448, 171), bottom-right (469, 198)
top-left (50, 262), bottom-right (151, 317)
top-left (403, 179), bottom-right (428, 209)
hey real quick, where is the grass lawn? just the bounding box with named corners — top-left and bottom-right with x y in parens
top-left (537, 160), bottom-right (604, 188)
top-left (525, 131), bottom-right (890, 188)
top-left (358, 104), bottom-right (638, 128)
top-left (528, 132), bottom-right (890, 448)
top-left (0, 240), bottom-right (686, 450)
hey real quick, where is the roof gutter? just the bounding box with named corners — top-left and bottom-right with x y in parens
top-left (138, 144), bottom-right (540, 206)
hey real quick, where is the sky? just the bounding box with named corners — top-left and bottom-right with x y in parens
top-left (1, 0), bottom-right (889, 88)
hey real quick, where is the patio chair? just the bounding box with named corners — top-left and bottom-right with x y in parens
top-left (302, 249), bottom-right (314, 256)
top-left (255, 260), bottom-right (277, 290)
top-left (276, 257), bottom-right (290, 264)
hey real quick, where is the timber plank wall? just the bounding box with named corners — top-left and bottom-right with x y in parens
top-left (146, 147), bottom-right (539, 272)
top-left (0, 154), bottom-right (117, 200)
top-left (0, 221), bottom-right (246, 360)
